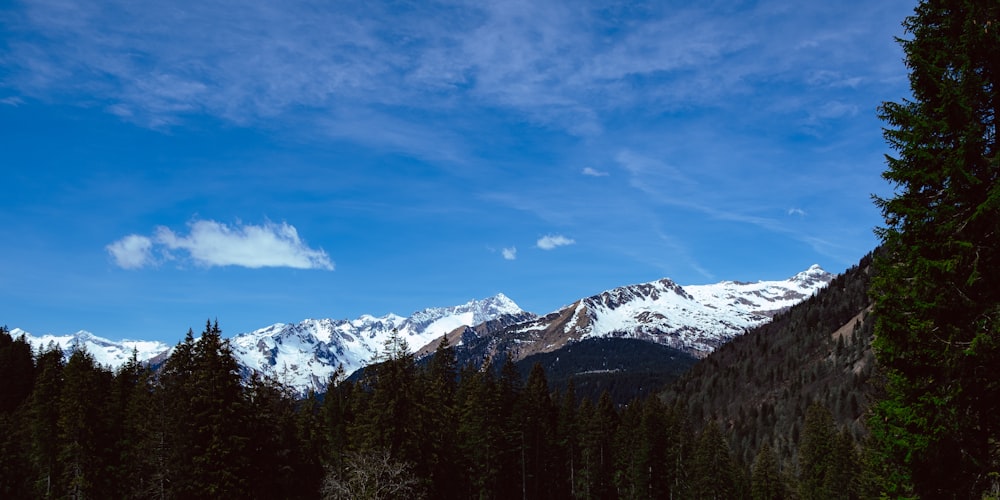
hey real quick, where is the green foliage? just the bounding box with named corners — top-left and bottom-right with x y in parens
top-left (0, 278), bottom-right (880, 500)
top-left (663, 253), bottom-right (878, 468)
top-left (751, 443), bottom-right (782, 500)
top-left (870, 0), bottom-right (1000, 497)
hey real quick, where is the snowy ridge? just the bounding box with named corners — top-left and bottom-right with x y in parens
top-left (229, 293), bottom-right (524, 393)
top-left (495, 265), bottom-right (833, 359)
top-left (10, 267), bottom-right (830, 394)
top-left (14, 328), bottom-right (171, 368)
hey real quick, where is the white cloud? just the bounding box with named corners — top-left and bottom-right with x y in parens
top-left (787, 207), bottom-right (807, 216)
top-left (581, 167), bottom-right (608, 177)
top-left (108, 219), bottom-right (333, 270)
top-left (537, 234), bottom-right (575, 250)
top-left (501, 247), bottom-right (517, 260)
top-left (106, 234), bottom-right (154, 269)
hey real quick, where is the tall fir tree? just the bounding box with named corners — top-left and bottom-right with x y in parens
top-left (0, 328), bottom-right (35, 497)
top-left (751, 442), bottom-right (782, 500)
top-left (57, 348), bottom-right (115, 499)
top-left (798, 403), bottom-right (835, 500)
top-left (30, 344), bottom-right (64, 498)
top-left (870, 0), bottom-right (1000, 497)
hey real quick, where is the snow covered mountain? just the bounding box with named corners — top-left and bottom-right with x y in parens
top-left (10, 265), bottom-right (831, 395)
top-left (15, 329), bottom-right (171, 368)
top-left (452, 265), bottom-right (834, 362)
top-left (11, 294), bottom-right (527, 395)
top-left (229, 293), bottom-right (528, 393)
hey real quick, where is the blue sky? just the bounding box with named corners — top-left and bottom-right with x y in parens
top-left (2, 0), bottom-right (915, 344)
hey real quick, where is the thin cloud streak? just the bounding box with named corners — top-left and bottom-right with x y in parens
top-left (1, 1), bottom-right (909, 139)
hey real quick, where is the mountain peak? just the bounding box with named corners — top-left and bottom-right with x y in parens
top-left (791, 264), bottom-right (833, 287)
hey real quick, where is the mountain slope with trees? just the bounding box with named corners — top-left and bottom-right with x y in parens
top-left (662, 251), bottom-right (878, 473)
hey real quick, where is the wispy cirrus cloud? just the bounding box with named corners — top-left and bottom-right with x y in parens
top-left (107, 219), bottom-right (333, 270)
top-left (581, 167), bottom-right (609, 177)
top-left (1, 0), bottom-right (908, 141)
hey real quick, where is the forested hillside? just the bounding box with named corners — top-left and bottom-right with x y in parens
top-left (0, 317), bottom-right (865, 499)
top-left (663, 251), bottom-right (878, 470)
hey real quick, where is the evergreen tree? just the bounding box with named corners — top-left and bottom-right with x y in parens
top-left (495, 356), bottom-right (526, 500)
top-left (30, 343), bottom-right (64, 498)
top-left (870, 0), bottom-right (1000, 496)
top-left (798, 403), bottom-right (835, 499)
top-left (156, 322), bottom-right (249, 498)
top-left (455, 362), bottom-right (500, 498)
top-left (57, 348), bottom-right (115, 499)
top-left (690, 420), bottom-right (736, 500)
top-left (576, 391), bottom-right (618, 500)
top-left (244, 373), bottom-right (302, 499)
top-left (354, 328), bottom-right (421, 467)
top-left (751, 443), bottom-right (782, 500)
top-left (116, 352), bottom-right (162, 499)
top-left (418, 336), bottom-right (459, 499)
top-left (322, 364), bottom-right (354, 472)
top-left (556, 380), bottom-right (579, 500)
top-left (188, 320), bottom-right (249, 498)
top-left (522, 362), bottom-right (556, 499)
top-left (0, 327), bottom-right (35, 413)
top-left (0, 327), bottom-right (35, 497)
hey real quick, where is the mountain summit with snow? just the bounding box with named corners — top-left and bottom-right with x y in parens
top-left (445, 265), bottom-right (834, 363)
top-left (12, 266), bottom-right (832, 395)
top-left (228, 293), bottom-right (529, 393)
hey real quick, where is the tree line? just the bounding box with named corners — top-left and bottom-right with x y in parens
top-left (1, 321), bottom-right (867, 499)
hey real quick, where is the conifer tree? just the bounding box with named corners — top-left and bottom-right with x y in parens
top-left (798, 404), bottom-right (835, 499)
top-left (58, 348), bottom-right (115, 499)
top-left (691, 420), bottom-right (736, 499)
top-left (556, 379), bottom-right (579, 499)
top-left (751, 443), bottom-right (782, 500)
top-left (0, 328), bottom-right (34, 497)
top-left (418, 336), bottom-right (459, 499)
top-left (870, 0), bottom-right (1000, 496)
top-left (30, 344), bottom-right (64, 498)
top-left (522, 362), bottom-right (556, 499)
top-left (455, 362), bottom-right (500, 498)
top-left (0, 328), bottom-right (35, 413)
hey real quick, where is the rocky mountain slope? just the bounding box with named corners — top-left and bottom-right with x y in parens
top-left (433, 265), bottom-right (833, 367)
top-left (14, 265), bottom-right (831, 395)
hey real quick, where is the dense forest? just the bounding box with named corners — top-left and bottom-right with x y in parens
top-left (664, 252), bottom-right (878, 471)
top-left (1, 0), bottom-right (997, 497)
top-left (0, 321), bottom-right (867, 499)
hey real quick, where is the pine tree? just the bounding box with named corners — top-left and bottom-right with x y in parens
top-left (556, 380), bottom-right (579, 499)
top-left (30, 343), bottom-right (64, 498)
top-left (188, 320), bottom-right (249, 498)
top-left (322, 364), bottom-right (354, 473)
top-left (870, 0), bottom-right (1000, 496)
top-left (0, 328), bottom-right (35, 413)
top-left (0, 328), bottom-right (35, 497)
top-left (751, 443), bottom-right (782, 500)
top-left (418, 336), bottom-right (459, 499)
top-left (57, 348), bottom-right (115, 498)
top-left (455, 362), bottom-right (500, 498)
top-left (798, 403), bottom-right (835, 500)
top-left (690, 420), bottom-right (736, 499)
top-left (117, 353), bottom-right (161, 499)
top-left (522, 362), bottom-right (556, 499)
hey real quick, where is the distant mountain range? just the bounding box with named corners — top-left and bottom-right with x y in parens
top-left (14, 265), bottom-right (832, 395)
